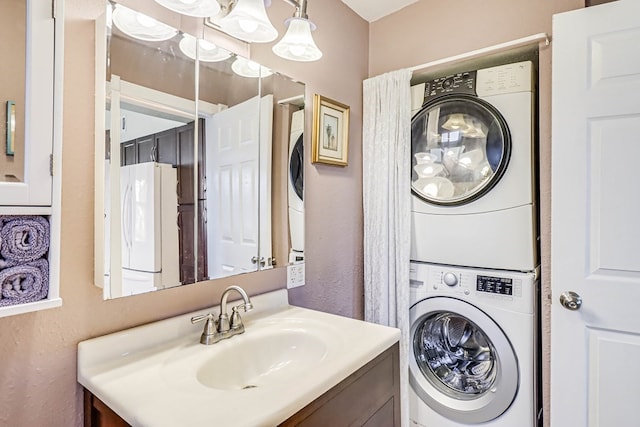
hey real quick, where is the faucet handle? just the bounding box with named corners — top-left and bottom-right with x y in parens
top-left (190, 313), bottom-right (220, 345)
top-left (190, 313), bottom-right (214, 324)
top-left (229, 306), bottom-right (245, 333)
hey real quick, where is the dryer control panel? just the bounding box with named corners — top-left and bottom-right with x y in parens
top-left (423, 71), bottom-right (477, 102)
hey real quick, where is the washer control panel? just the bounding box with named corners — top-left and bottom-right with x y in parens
top-left (410, 262), bottom-right (536, 314)
top-left (477, 275), bottom-right (513, 296)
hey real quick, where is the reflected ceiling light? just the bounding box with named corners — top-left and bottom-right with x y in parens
top-left (178, 34), bottom-right (232, 62)
top-left (231, 56), bottom-right (273, 78)
top-left (111, 4), bottom-right (178, 42)
top-left (219, 0), bottom-right (278, 43)
top-left (442, 114), bottom-right (468, 131)
top-left (272, 0), bottom-right (322, 62)
top-left (153, 0), bottom-right (221, 17)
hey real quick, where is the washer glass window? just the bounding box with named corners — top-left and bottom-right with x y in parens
top-left (411, 95), bottom-right (510, 205)
top-left (414, 311), bottom-right (498, 398)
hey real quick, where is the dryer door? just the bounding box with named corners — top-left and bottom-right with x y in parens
top-left (409, 296), bottom-right (518, 424)
top-left (411, 95), bottom-right (510, 206)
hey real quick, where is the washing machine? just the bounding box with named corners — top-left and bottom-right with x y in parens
top-left (288, 108), bottom-right (304, 263)
top-left (409, 261), bottom-right (539, 427)
top-left (410, 61), bottom-right (537, 272)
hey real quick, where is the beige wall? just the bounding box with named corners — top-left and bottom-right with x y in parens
top-left (368, 1), bottom-right (583, 425)
top-left (0, 0), bottom-right (368, 425)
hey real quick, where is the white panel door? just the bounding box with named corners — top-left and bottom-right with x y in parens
top-left (551, 2), bottom-right (640, 426)
top-left (206, 96), bottom-right (261, 278)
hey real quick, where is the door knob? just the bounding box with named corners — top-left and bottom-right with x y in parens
top-left (559, 291), bottom-right (582, 311)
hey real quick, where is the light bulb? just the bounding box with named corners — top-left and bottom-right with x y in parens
top-left (238, 18), bottom-right (259, 34)
top-left (199, 39), bottom-right (216, 51)
top-left (289, 45), bottom-right (306, 57)
top-left (136, 13), bottom-right (158, 28)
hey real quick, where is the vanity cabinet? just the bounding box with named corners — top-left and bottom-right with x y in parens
top-left (83, 343), bottom-right (400, 427)
top-left (279, 343), bottom-right (400, 427)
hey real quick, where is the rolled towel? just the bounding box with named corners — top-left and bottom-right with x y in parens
top-left (0, 259), bottom-right (49, 307)
top-left (0, 216), bottom-right (50, 264)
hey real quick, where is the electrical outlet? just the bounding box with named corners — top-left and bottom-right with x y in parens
top-left (287, 263), bottom-right (305, 289)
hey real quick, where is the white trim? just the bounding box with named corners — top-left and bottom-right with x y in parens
top-left (408, 33), bottom-right (550, 74)
top-left (94, 11), bottom-right (107, 289)
top-left (0, 298), bottom-right (63, 319)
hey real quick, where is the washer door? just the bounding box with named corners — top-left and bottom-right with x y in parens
top-left (411, 95), bottom-right (511, 206)
top-left (409, 297), bottom-right (519, 424)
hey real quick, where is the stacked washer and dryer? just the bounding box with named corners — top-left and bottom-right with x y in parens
top-left (408, 61), bottom-right (540, 427)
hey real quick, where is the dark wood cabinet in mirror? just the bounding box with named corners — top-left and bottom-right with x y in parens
top-left (95, 0), bottom-right (305, 299)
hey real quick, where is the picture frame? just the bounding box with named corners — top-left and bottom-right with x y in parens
top-left (312, 94), bottom-right (350, 166)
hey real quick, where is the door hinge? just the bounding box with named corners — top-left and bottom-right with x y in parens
top-left (50, 154), bottom-right (54, 176)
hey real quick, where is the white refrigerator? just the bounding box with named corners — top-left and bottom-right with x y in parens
top-left (119, 162), bottom-right (179, 295)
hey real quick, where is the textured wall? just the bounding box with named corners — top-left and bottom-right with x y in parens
top-left (368, 1), bottom-right (583, 426)
top-left (0, 0), bottom-right (368, 425)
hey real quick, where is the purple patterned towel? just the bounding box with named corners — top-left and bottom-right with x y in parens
top-left (0, 259), bottom-right (49, 307)
top-left (0, 216), bottom-right (50, 264)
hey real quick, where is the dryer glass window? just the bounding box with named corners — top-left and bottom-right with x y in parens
top-left (290, 134), bottom-right (303, 200)
top-left (414, 311), bottom-right (498, 397)
top-left (411, 96), bottom-right (510, 205)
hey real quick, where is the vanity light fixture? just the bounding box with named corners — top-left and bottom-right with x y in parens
top-left (272, 0), bottom-right (322, 62)
top-left (154, 0), bottom-right (221, 17)
top-left (231, 56), bottom-right (273, 78)
top-left (178, 33), bottom-right (232, 62)
top-left (111, 4), bottom-right (178, 41)
top-left (219, 0), bottom-right (279, 43)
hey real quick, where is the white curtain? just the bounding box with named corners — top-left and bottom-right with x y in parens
top-left (362, 68), bottom-right (412, 427)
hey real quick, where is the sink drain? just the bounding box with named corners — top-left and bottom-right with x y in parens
top-left (242, 384), bottom-right (258, 389)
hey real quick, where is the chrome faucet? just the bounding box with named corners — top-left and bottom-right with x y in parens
top-left (190, 285), bottom-right (254, 345)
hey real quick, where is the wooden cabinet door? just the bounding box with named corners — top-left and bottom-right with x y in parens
top-left (120, 140), bottom-right (136, 166)
top-left (135, 135), bottom-right (155, 163)
top-left (177, 202), bottom-right (208, 284)
top-left (155, 128), bottom-right (178, 166)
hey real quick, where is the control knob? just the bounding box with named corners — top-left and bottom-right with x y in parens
top-left (443, 272), bottom-right (458, 287)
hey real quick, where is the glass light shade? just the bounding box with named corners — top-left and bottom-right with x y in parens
top-left (272, 18), bottom-right (322, 62)
top-left (231, 56), bottom-right (273, 78)
top-left (178, 34), bottom-right (231, 62)
top-left (111, 4), bottom-right (178, 42)
top-left (153, 0), bottom-right (220, 18)
top-left (219, 0), bottom-right (278, 43)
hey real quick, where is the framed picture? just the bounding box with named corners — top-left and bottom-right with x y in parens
top-left (312, 94), bottom-right (350, 166)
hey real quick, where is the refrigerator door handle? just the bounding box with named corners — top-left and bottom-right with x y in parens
top-left (122, 183), bottom-right (132, 249)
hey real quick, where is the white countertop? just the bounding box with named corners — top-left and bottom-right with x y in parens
top-left (77, 289), bottom-right (400, 427)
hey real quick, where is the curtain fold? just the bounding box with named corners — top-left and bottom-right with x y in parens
top-left (362, 68), bottom-right (412, 427)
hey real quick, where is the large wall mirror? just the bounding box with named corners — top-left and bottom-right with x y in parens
top-left (95, 0), bottom-right (305, 299)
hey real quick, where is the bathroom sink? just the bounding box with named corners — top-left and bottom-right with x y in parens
top-left (160, 317), bottom-right (334, 392)
top-left (78, 289), bottom-right (400, 427)
top-left (196, 327), bottom-right (327, 390)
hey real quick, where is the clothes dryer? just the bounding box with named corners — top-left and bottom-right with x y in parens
top-left (410, 61), bottom-right (537, 271)
top-left (288, 109), bottom-right (304, 263)
top-left (409, 261), bottom-right (539, 427)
